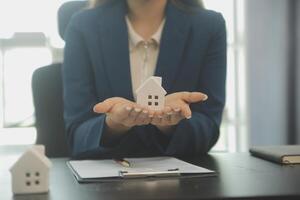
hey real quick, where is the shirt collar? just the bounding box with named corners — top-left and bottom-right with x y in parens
top-left (126, 16), bottom-right (165, 51)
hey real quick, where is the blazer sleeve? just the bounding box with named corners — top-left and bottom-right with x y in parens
top-left (157, 13), bottom-right (227, 156)
top-left (63, 18), bottom-right (111, 157)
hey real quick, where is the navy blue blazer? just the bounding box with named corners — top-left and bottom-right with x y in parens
top-left (63, 0), bottom-right (226, 159)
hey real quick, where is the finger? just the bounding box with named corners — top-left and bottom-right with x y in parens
top-left (128, 107), bottom-right (142, 121)
top-left (155, 110), bottom-right (163, 118)
top-left (151, 109), bottom-right (163, 125)
top-left (122, 106), bottom-right (141, 127)
top-left (161, 106), bottom-right (173, 125)
top-left (181, 92), bottom-right (208, 104)
top-left (124, 105), bottom-right (134, 118)
top-left (151, 115), bottom-right (163, 125)
top-left (161, 113), bottom-right (172, 125)
top-left (146, 110), bottom-right (155, 124)
top-left (142, 115), bottom-right (152, 125)
top-left (148, 110), bottom-right (155, 118)
top-left (93, 97), bottom-right (129, 113)
top-left (163, 106), bottom-right (172, 115)
top-left (170, 108), bottom-right (184, 124)
top-left (172, 107), bottom-right (181, 113)
top-left (149, 109), bottom-right (163, 125)
top-left (108, 104), bottom-right (132, 124)
top-left (180, 103), bottom-right (192, 119)
top-left (93, 101), bottom-right (113, 113)
top-left (135, 109), bottom-right (150, 125)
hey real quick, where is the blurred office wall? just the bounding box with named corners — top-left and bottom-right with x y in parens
top-left (296, 1), bottom-right (300, 144)
top-left (246, 0), bottom-right (300, 146)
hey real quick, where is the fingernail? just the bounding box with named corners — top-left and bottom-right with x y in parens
top-left (174, 108), bottom-right (180, 112)
top-left (143, 110), bottom-right (148, 114)
top-left (186, 116), bottom-right (192, 119)
top-left (126, 106), bottom-right (132, 111)
top-left (167, 112), bottom-right (173, 115)
top-left (203, 95), bottom-right (208, 101)
top-left (134, 108), bottom-right (141, 112)
top-left (158, 115), bottom-right (163, 119)
top-left (149, 115), bottom-right (154, 118)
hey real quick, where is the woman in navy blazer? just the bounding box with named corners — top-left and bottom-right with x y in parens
top-left (63, 0), bottom-right (226, 159)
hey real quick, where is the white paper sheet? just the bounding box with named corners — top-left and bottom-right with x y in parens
top-left (68, 157), bottom-right (214, 179)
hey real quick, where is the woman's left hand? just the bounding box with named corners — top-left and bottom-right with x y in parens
top-left (151, 92), bottom-right (208, 134)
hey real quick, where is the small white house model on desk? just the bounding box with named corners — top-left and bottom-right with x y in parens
top-left (136, 76), bottom-right (167, 110)
top-left (10, 145), bottom-right (52, 195)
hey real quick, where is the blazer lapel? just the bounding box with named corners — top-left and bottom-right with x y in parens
top-left (98, 1), bottom-right (134, 101)
top-left (155, 3), bottom-right (191, 93)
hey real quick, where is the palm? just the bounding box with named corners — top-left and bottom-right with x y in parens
top-left (93, 92), bottom-right (207, 132)
top-left (165, 92), bottom-right (207, 118)
top-left (93, 97), bottom-right (134, 113)
top-left (94, 97), bottom-right (153, 129)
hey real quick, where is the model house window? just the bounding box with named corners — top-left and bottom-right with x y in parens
top-left (148, 95), bottom-right (159, 107)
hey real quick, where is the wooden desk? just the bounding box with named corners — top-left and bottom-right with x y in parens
top-left (1, 147), bottom-right (300, 200)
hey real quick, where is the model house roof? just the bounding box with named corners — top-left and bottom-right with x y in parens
top-left (136, 76), bottom-right (167, 95)
top-left (10, 146), bottom-right (52, 172)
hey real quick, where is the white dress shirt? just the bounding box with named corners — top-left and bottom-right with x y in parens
top-left (125, 16), bottom-right (165, 100)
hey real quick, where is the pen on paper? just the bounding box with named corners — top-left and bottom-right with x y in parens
top-left (168, 168), bottom-right (179, 171)
top-left (114, 159), bottom-right (131, 168)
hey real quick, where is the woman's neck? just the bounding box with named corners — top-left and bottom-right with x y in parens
top-left (127, 0), bottom-right (167, 40)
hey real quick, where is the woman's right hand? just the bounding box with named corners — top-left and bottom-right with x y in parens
top-left (93, 97), bottom-right (154, 134)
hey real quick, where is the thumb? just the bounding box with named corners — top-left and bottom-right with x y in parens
top-left (181, 92), bottom-right (208, 104)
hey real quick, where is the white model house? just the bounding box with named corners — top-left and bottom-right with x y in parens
top-left (10, 145), bottom-right (52, 195)
top-left (136, 76), bottom-right (167, 110)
